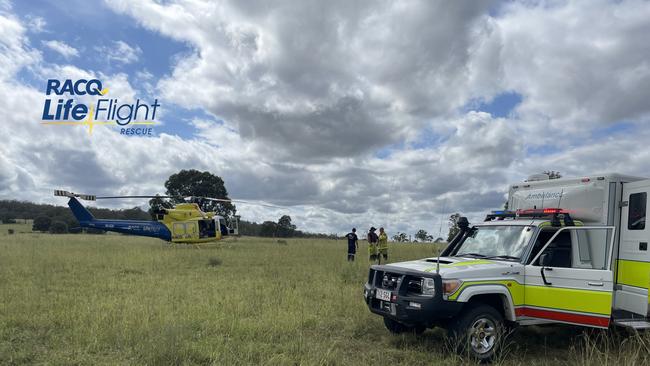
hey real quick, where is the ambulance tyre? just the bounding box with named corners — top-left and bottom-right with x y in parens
top-left (448, 304), bottom-right (504, 362)
top-left (383, 317), bottom-right (426, 335)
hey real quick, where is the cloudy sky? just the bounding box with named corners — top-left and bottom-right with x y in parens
top-left (1, 0), bottom-right (650, 237)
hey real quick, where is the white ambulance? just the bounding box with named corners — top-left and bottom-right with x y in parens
top-left (363, 173), bottom-right (650, 361)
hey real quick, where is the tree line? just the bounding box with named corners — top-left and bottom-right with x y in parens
top-left (237, 215), bottom-right (338, 239)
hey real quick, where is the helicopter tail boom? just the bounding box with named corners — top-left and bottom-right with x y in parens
top-left (68, 197), bottom-right (95, 223)
top-left (66, 197), bottom-right (172, 241)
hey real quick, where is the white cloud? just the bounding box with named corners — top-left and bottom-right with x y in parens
top-left (105, 0), bottom-right (493, 161)
top-left (3, 1), bottom-right (650, 236)
top-left (42, 39), bottom-right (79, 59)
top-left (25, 15), bottom-right (46, 32)
top-left (95, 40), bottom-right (142, 64)
top-left (467, 0), bottom-right (650, 144)
top-left (0, 10), bottom-right (41, 79)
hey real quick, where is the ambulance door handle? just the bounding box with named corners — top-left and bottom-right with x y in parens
top-left (541, 267), bottom-right (552, 286)
top-left (588, 282), bottom-right (604, 287)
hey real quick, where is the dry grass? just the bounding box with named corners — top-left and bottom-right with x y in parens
top-left (1, 223), bottom-right (649, 365)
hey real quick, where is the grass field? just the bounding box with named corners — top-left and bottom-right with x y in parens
top-left (1, 223), bottom-right (650, 365)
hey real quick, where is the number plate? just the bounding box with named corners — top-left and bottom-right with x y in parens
top-left (375, 288), bottom-right (391, 301)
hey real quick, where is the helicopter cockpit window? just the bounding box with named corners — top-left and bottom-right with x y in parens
top-left (198, 219), bottom-right (216, 238)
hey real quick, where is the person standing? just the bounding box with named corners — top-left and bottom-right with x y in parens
top-left (378, 227), bottom-right (389, 262)
top-left (345, 228), bottom-right (359, 261)
top-left (367, 227), bottom-right (379, 262)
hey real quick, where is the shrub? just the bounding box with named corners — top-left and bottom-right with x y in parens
top-left (207, 257), bottom-right (222, 267)
top-left (49, 221), bottom-right (68, 234)
top-left (32, 216), bottom-right (52, 232)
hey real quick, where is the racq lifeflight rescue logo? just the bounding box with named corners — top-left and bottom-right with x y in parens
top-left (40, 79), bottom-right (159, 136)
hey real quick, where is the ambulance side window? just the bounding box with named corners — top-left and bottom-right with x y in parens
top-left (534, 228), bottom-right (613, 270)
top-left (571, 228), bottom-right (612, 270)
top-left (527, 228), bottom-right (558, 264)
top-left (628, 192), bottom-right (647, 230)
top-left (535, 231), bottom-right (572, 268)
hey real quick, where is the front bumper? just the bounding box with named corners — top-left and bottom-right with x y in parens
top-left (363, 264), bottom-right (463, 327)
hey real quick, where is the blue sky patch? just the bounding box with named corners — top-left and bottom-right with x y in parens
top-left (590, 121), bottom-right (635, 139)
top-left (13, 0), bottom-right (189, 80)
top-left (464, 91), bottom-right (523, 118)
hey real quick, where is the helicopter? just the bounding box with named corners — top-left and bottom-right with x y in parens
top-left (55, 190), bottom-right (245, 244)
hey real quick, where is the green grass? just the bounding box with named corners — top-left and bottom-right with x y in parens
top-left (1, 224), bottom-right (650, 365)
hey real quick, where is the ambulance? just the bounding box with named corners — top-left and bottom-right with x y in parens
top-left (363, 173), bottom-right (650, 361)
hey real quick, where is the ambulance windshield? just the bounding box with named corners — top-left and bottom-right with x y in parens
top-left (455, 225), bottom-right (535, 260)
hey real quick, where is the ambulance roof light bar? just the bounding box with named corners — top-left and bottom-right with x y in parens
top-left (517, 208), bottom-right (571, 216)
top-left (484, 210), bottom-right (517, 221)
top-left (485, 208), bottom-right (574, 226)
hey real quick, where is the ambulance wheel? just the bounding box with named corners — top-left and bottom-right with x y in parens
top-left (383, 318), bottom-right (426, 335)
top-left (448, 304), bottom-right (504, 362)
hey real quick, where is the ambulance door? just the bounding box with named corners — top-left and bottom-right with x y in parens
top-left (522, 226), bottom-right (615, 328)
top-left (616, 180), bottom-right (650, 315)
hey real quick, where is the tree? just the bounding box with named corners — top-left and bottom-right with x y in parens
top-left (49, 220), bottom-right (68, 234)
top-left (277, 215), bottom-right (296, 237)
top-left (162, 169), bottom-right (236, 217)
top-left (392, 232), bottom-right (408, 242)
top-left (415, 229), bottom-right (433, 242)
top-left (33, 216), bottom-right (52, 232)
top-left (259, 221), bottom-right (278, 237)
top-left (447, 213), bottom-right (461, 242)
top-left (148, 194), bottom-right (173, 219)
top-left (543, 170), bottom-right (562, 179)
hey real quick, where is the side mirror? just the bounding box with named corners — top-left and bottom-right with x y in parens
top-left (539, 253), bottom-right (551, 267)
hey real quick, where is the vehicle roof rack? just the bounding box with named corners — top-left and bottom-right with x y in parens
top-left (484, 208), bottom-right (575, 227)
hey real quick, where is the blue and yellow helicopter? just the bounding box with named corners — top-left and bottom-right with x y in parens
top-left (55, 190), bottom-right (242, 244)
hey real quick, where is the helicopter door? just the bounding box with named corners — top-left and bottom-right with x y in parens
top-left (216, 217), bottom-right (228, 236)
top-left (172, 222), bottom-right (188, 240)
top-left (172, 222), bottom-right (199, 242)
top-left (198, 219), bottom-right (216, 239)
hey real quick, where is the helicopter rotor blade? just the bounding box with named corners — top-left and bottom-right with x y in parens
top-left (54, 190), bottom-right (96, 201)
top-left (55, 190), bottom-right (290, 209)
top-left (197, 196), bottom-right (286, 209)
top-left (94, 195), bottom-right (175, 200)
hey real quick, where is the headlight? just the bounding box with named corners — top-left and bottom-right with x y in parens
top-left (442, 279), bottom-right (462, 296)
top-left (422, 278), bottom-right (436, 296)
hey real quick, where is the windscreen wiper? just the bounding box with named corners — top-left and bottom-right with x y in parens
top-left (455, 252), bottom-right (487, 258)
top-left (485, 255), bottom-right (520, 261)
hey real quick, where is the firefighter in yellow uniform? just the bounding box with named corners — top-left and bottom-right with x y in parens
top-left (378, 227), bottom-right (388, 262)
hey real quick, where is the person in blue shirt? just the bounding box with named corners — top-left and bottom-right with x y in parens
top-left (345, 228), bottom-right (359, 261)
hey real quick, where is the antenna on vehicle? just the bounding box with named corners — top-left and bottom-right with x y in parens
top-left (435, 199), bottom-right (447, 274)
